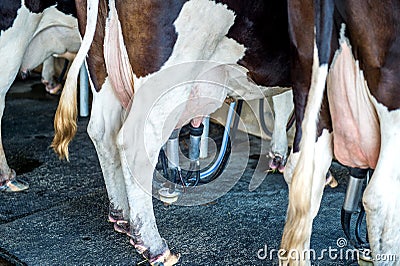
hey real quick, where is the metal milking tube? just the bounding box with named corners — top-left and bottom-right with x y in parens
top-left (341, 167), bottom-right (368, 244)
top-left (157, 129), bottom-right (181, 204)
top-left (166, 129), bottom-right (180, 185)
top-left (200, 117), bottom-right (209, 159)
top-left (187, 123), bottom-right (204, 186)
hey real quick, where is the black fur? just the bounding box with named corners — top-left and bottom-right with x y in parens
top-left (0, 0), bottom-right (21, 31)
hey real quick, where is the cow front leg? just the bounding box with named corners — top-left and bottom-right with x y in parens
top-left (87, 78), bottom-right (130, 233)
top-left (269, 90), bottom-right (294, 173)
top-left (41, 56), bottom-right (62, 94)
top-left (362, 108), bottom-right (400, 265)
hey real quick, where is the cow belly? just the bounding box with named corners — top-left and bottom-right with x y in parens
top-left (327, 38), bottom-right (380, 169)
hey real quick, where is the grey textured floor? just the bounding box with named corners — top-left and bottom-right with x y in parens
top-left (0, 79), bottom-right (360, 266)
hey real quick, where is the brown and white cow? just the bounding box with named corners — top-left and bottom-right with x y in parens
top-left (52, 0), bottom-right (293, 264)
top-left (281, 0), bottom-right (400, 264)
top-left (0, 0), bottom-right (76, 191)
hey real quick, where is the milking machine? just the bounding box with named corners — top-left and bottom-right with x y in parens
top-left (340, 167), bottom-right (372, 264)
top-left (157, 100), bottom-right (242, 203)
top-left (156, 97), bottom-right (296, 203)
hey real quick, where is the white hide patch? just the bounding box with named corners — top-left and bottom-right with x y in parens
top-left (327, 26), bottom-right (380, 169)
top-left (20, 8), bottom-right (80, 72)
top-left (164, 0), bottom-right (244, 68)
top-left (32, 7), bottom-right (77, 39)
top-left (0, 4), bottom-right (42, 94)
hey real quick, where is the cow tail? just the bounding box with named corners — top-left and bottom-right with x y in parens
top-left (51, 0), bottom-right (99, 160)
top-left (282, 0), bottom-right (334, 260)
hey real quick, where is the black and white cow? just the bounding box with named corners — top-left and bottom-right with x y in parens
top-left (52, 0), bottom-right (293, 264)
top-left (20, 10), bottom-right (80, 94)
top-left (281, 0), bottom-right (400, 264)
top-left (0, 0), bottom-right (76, 191)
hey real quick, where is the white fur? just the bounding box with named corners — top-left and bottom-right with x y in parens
top-left (0, 3), bottom-right (42, 177)
top-left (283, 150), bottom-right (299, 185)
top-left (87, 77), bottom-right (129, 219)
top-left (281, 39), bottom-right (330, 265)
top-left (61, 0), bottom-right (97, 94)
top-left (271, 90), bottom-right (294, 159)
top-left (0, 4), bottom-right (41, 94)
top-left (309, 130), bottom-right (332, 217)
top-left (32, 6), bottom-right (77, 39)
top-left (21, 24), bottom-right (80, 72)
top-left (363, 101), bottom-right (400, 265)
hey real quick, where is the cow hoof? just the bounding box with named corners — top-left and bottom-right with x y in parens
top-left (108, 206), bottom-right (126, 222)
top-left (129, 238), bottom-right (147, 254)
top-left (113, 221), bottom-right (131, 236)
top-left (108, 207), bottom-right (131, 235)
top-left (151, 250), bottom-right (180, 266)
top-left (0, 170), bottom-right (29, 192)
top-left (46, 83), bottom-right (62, 95)
top-left (268, 152), bottom-right (286, 173)
top-left (325, 171), bottom-right (338, 188)
top-left (20, 70), bottom-right (30, 80)
top-left (158, 188), bottom-right (180, 204)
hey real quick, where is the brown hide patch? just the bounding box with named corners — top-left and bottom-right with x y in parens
top-left (75, 0), bottom-right (107, 92)
top-left (115, 1), bottom-right (186, 78)
top-left (338, 0), bottom-right (400, 110)
top-left (220, 0), bottom-right (291, 88)
top-left (287, 0), bottom-right (315, 152)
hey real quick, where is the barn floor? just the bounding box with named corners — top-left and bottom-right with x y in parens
top-left (0, 78), bottom-right (362, 266)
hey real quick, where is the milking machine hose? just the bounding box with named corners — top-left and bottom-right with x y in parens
top-left (259, 99), bottom-right (295, 138)
top-left (200, 101), bottom-right (236, 179)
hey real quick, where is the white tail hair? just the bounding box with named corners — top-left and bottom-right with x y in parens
top-left (52, 0), bottom-right (99, 160)
top-left (281, 42), bottom-right (328, 263)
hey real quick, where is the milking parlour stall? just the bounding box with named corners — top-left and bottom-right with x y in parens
top-left (0, 0), bottom-right (397, 266)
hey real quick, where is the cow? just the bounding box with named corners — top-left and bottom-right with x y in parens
top-left (280, 0), bottom-right (400, 264)
top-left (20, 10), bottom-right (80, 94)
top-left (52, 0), bottom-right (293, 264)
top-left (0, 0), bottom-right (77, 191)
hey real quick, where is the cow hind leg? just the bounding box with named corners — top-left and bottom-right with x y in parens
top-left (115, 83), bottom-right (195, 266)
top-left (281, 130), bottom-right (332, 263)
top-left (87, 78), bottom-right (130, 233)
top-left (0, 84), bottom-right (29, 192)
top-left (363, 107), bottom-right (400, 264)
